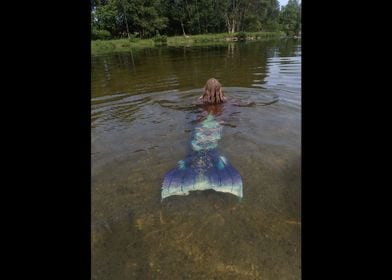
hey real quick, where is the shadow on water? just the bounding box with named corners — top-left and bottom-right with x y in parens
top-left (92, 39), bottom-right (301, 279)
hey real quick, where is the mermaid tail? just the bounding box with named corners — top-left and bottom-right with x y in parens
top-left (161, 113), bottom-right (243, 200)
top-left (161, 151), bottom-right (243, 200)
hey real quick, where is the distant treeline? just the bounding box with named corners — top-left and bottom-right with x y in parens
top-left (91, 0), bottom-right (301, 40)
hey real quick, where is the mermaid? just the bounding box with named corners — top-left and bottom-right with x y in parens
top-left (161, 78), bottom-right (244, 201)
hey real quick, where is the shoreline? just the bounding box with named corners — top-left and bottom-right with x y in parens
top-left (91, 31), bottom-right (288, 55)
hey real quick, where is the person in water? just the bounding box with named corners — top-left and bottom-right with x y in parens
top-left (199, 78), bottom-right (227, 104)
top-left (161, 78), bottom-right (243, 201)
top-left (196, 77), bottom-right (254, 109)
top-left (192, 78), bottom-right (226, 122)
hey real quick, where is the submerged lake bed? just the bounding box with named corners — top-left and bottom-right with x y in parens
top-left (92, 39), bottom-right (301, 279)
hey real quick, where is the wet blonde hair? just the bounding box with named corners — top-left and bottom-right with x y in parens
top-left (200, 78), bottom-right (226, 104)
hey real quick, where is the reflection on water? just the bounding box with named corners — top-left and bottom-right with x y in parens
top-left (92, 39), bottom-right (301, 279)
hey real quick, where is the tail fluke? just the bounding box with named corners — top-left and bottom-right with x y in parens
top-left (161, 152), bottom-right (243, 200)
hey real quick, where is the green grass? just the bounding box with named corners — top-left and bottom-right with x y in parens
top-left (91, 38), bottom-right (155, 54)
top-left (91, 32), bottom-right (285, 55)
top-left (167, 32), bottom-right (284, 45)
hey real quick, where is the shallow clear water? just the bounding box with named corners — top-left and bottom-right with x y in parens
top-left (92, 39), bottom-right (301, 279)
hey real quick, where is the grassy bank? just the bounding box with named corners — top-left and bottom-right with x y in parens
top-left (92, 31), bottom-right (285, 55)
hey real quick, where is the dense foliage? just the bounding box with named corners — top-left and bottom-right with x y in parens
top-left (91, 0), bottom-right (301, 39)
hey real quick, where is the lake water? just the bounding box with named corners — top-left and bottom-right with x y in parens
top-left (92, 39), bottom-right (301, 279)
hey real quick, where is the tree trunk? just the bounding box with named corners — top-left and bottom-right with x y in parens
top-left (195, 0), bottom-right (201, 34)
top-left (231, 19), bottom-right (235, 33)
top-left (226, 15), bottom-right (231, 33)
top-left (121, 2), bottom-right (130, 39)
top-left (124, 17), bottom-right (130, 39)
top-left (180, 19), bottom-right (186, 36)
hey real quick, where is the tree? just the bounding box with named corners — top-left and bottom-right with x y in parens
top-left (224, 0), bottom-right (280, 33)
top-left (91, 0), bottom-right (288, 39)
top-left (92, 0), bottom-right (168, 39)
top-left (279, 0), bottom-right (300, 35)
top-left (94, 1), bottom-right (118, 37)
top-left (161, 0), bottom-right (185, 36)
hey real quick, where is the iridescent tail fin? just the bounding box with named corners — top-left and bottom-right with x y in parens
top-left (161, 151), bottom-right (243, 201)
